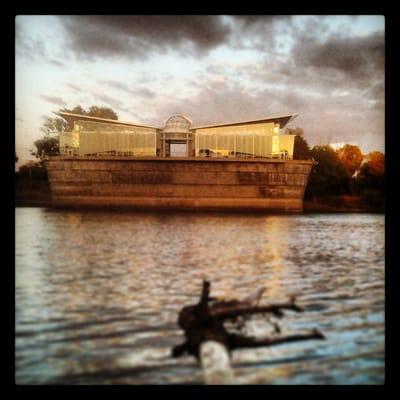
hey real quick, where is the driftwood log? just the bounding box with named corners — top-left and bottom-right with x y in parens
top-left (172, 280), bottom-right (325, 360)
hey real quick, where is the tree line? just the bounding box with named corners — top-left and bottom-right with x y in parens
top-left (286, 128), bottom-right (384, 210)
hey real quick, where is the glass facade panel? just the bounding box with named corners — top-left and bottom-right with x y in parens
top-left (195, 122), bottom-right (292, 158)
top-left (279, 135), bottom-right (295, 159)
top-left (58, 115), bottom-right (294, 159)
top-left (60, 120), bottom-right (157, 156)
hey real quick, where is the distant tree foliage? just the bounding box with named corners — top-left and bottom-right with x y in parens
top-left (83, 106), bottom-right (118, 121)
top-left (41, 115), bottom-right (69, 133)
top-left (17, 161), bottom-right (48, 180)
top-left (31, 135), bottom-right (60, 159)
top-left (353, 151), bottom-right (385, 208)
top-left (362, 151), bottom-right (385, 178)
top-left (337, 144), bottom-right (363, 177)
top-left (304, 143), bottom-right (384, 210)
top-left (31, 105), bottom-right (118, 159)
top-left (285, 128), bottom-right (311, 160)
top-left (59, 105), bottom-right (119, 130)
top-left (274, 128), bottom-right (384, 209)
top-left (285, 127), bottom-right (304, 137)
top-left (305, 145), bottom-right (350, 198)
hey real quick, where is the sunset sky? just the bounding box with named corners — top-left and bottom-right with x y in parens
top-left (15, 15), bottom-right (384, 167)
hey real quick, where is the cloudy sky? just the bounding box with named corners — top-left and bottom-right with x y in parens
top-left (15, 15), bottom-right (384, 167)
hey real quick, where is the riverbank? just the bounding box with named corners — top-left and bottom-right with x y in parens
top-left (15, 178), bottom-right (52, 207)
top-left (304, 195), bottom-right (384, 214)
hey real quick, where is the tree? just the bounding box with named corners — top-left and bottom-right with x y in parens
top-left (30, 116), bottom-right (65, 158)
top-left (31, 105), bottom-right (118, 159)
top-left (85, 106), bottom-right (118, 120)
top-left (58, 106), bottom-right (85, 130)
top-left (285, 128), bottom-right (311, 159)
top-left (31, 136), bottom-right (60, 159)
top-left (285, 127), bottom-right (304, 137)
top-left (17, 161), bottom-right (48, 180)
top-left (352, 151), bottom-right (384, 209)
top-left (363, 151), bottom-right (385, 177)
top-left (336, 144), bottom-right (363, 177)
top-left (305, 145), bottom-right (351, 199)
top-left (58, 105), bottom-right (118, 130)
top-left (354, 151), bottom-right (385, 194)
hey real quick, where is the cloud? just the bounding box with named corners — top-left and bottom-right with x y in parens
top-left (132, 88), bottom-right (156, 99)
top-left (16, 17), bottom-right (65, 67)
top-left (66, 83), bottom-right (81, 92)
top-left (16, 34), bottom-right (47, 62)
top-left (48, 59), bottom-right (65, 67)
top-left (291, 31), bottom-right (384, 89)
top-left (93, 93), bottom-right (123, 109)
top-left (229, 26), bottom-right (385, 129)
top-left (56, 15), bottom-right (298, 61)
top-left (58, 15), bottom-right (232, 60)
top-left (41, 95), bottom-right (67, 107)
top-left (17, 15), bottom-right (385, 156)
top-left (368, 79), bottom-right (385, 99)
top-left (100, 80), bottom-right (156, 99)
top-left (138, 71), bottom-right (384, 153)
top-left (229, 15), bottom-right (294, 50)
top-left (152, 78), bottom-right (296, 126)
top-left (101, 80), bottom-right (128, 91)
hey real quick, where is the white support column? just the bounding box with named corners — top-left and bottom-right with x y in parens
top-left (155, 130), bottom-right (157, 156)
top-left (265, 135), bottom-right (267, 158)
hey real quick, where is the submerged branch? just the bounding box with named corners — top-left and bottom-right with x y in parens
top-left (210, 302), bottom-right (304, 319)
top-left (230, 329), bottom-right (325, 349)
top-left (172, 280), bottom-right (324, 360)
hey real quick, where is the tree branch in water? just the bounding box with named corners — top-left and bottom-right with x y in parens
top-left (172, 280), bottom-right (325, 359)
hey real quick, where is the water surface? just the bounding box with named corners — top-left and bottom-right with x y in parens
top-left (15, 208), bottom-right (384, 384)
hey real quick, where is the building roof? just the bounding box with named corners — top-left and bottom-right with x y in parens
top-left (192, 113), bottom-right (298, 130)
top-left (54, 111), bottom-right (159, 129)
top-left (55, 111), bottom-right (298, 131)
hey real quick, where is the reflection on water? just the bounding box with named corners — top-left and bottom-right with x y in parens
top-left (15, 208), bottom-right (384, 384)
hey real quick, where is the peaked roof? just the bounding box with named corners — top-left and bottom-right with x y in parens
top-left (55, 111), bottom-right (159, 129)
top-left (192, 113), bottom-right (298, 129)
top-left (55, 111), bottom-right (298, 131)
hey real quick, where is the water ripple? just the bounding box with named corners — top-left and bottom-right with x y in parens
top-left (15, 209), bottom-right (384, 384)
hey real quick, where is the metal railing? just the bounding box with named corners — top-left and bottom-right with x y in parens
top-left (57, 146), bottom-right (300, 160)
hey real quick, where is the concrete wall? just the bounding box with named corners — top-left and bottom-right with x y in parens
top-left (45, 157), bottom-right (313, 212)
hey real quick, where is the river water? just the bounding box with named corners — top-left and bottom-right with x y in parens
top-left (15, 208), bottom-right (385, 385)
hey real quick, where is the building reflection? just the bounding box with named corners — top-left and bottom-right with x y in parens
top-left (259, 216), bottom-right (289, 301)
